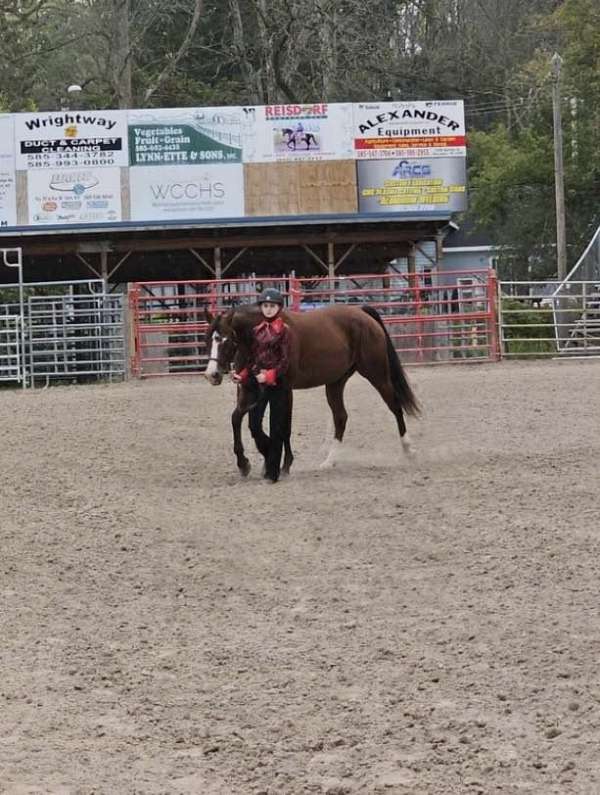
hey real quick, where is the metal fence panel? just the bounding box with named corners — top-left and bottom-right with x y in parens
top-left (551, 226), bottom-right (600, 351)
top-left (499, 279), bottom-right (600, 357)
top-left (0, 314), bottom-right (22, 383)
top-left (0, 279), bottom-right (126, 386)
top-left (27, 293), bottom-right (126, 384)
top-left (130, 270), bottom-right (499, 377)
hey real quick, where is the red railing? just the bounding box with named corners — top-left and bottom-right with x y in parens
top-left (129, 269), bottom-right (499, 377)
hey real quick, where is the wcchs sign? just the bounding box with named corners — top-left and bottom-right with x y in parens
top-left (0, 100), bottom-right (466, 228)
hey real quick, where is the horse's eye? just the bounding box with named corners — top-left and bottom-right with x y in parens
top-left (213, 331), bottom-right (221, 342)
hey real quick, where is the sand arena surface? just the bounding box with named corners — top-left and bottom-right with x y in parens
top-left (1, 358), bottom-right (599, 794)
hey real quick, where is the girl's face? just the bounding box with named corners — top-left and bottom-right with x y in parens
top-left (261, 302), bottom-right (279, 319)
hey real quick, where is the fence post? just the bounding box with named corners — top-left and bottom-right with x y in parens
top-left (289, 276), bottom-right (301, 311)
top-left (487, 269), bottom-right (501, 361)
top-left (209, 286), bottom-right (217, 314)
top-left (410, 271), bottom-right (424, 363)
top-left (128, 284), bottom-right (141, 377)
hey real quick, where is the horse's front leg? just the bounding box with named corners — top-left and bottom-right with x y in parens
top-left (232, 383), bottom-right (259, 477)
top-left (232, 403), bottom-right (251, 477)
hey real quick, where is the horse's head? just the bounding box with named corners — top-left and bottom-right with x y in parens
top-left (204, 309), bottom-right (239, 385)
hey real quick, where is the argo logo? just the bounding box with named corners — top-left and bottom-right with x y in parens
top-left (392, 160), bottom-right (432, 178)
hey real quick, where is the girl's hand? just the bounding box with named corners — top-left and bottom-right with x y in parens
top-left (256, 371), bottom-right (267, 384)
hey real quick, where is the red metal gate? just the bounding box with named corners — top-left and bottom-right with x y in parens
top-left (130, 269), bottom-right (499, 377)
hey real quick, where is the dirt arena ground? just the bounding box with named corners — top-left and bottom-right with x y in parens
top-left (1, 358), bottom-right (600, 795)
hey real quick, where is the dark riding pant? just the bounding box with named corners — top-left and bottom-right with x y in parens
top-left (248, 381), bottom-right (290, 482)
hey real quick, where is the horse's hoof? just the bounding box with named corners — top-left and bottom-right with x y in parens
top-left (239, 461), bottom-right (251, 477)
top-left (401, 434), bottom-right (417, 457)
top-left (319, 459), bottom-right (335, 470)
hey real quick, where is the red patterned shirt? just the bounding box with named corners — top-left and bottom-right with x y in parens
top-left (250, 317), bottom-right (290, 381)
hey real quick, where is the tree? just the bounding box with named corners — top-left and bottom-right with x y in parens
top-left (466, 0), bottom-right (600, 276)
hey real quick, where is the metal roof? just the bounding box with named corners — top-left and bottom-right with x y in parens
top-left (0, 211), bottom-right (452, 239)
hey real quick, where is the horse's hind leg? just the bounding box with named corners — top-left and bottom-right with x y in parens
top-left (320, 375), bottom-right (351, 469)
top-left (358, 362), bottom-right (415, 456)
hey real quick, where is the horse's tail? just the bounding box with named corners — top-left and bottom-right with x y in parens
top-left (361, 305), bottom-right (420, 417)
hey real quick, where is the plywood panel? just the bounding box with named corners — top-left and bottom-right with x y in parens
top-left (16, 172), bottom-right (28, 225)
top-left (244, 161), bottom-right (357, 217)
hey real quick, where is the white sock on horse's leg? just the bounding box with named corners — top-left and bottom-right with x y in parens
top-left (401, 433), bottom-right (416, 456)
top-left (319, 438), bottom-right (342, 469)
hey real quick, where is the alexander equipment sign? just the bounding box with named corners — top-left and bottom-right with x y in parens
top-left (354, 101), bottom-right (466, 159)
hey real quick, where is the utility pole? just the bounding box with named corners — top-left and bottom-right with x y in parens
top-left (551, 53), bottom-right (567, 280)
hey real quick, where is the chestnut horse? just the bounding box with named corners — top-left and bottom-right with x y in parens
top-left (204, 304), bottom-right (419, 477)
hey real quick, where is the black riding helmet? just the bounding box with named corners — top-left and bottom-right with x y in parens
top-left (258, 288), bottom-right (284, 306)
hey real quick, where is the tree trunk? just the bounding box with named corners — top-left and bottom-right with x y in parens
top-left (112, 0), bottom-right (132, 108)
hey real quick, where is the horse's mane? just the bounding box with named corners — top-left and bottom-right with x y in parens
top-left (224, 302), bottom-right (261, 350)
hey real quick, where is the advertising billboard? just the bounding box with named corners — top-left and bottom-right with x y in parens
top-left (0, 115), bottom-right (17, 227)
top-left (0, 99), bottom-right (467, 229)
top-left (357, 157), bottom-right (467, 214)
top-left (353, 101), bottom-right (466, 159)
top-left (129, 164), bottom-right (244, 221)
top-left (15, 110), bottom-right (128, 170)
top-left (27, 167), bottom-right (122, 225)
top-left (245, 103), bottom-right (354, 162)
top-left (128, 107), bottom-right (248, 166)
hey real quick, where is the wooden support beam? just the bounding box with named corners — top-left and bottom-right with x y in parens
top-left (108, 251), bottom-right (132, 281)
top-left (189, 248), bottom-right (214, 276)
top-left (76, 253), bottom-right (101, 279)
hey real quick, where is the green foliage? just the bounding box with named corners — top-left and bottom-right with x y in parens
top-left (468, 126), bottom-right (557, 278)
top-left (467, 0), bottom-right (600, 276)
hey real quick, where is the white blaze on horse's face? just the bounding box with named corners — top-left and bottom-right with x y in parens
top-left (205, 330), bottom-right (227, 383)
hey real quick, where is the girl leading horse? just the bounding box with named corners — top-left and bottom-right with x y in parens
top-left (204, 301), bottom-right (420, 479)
